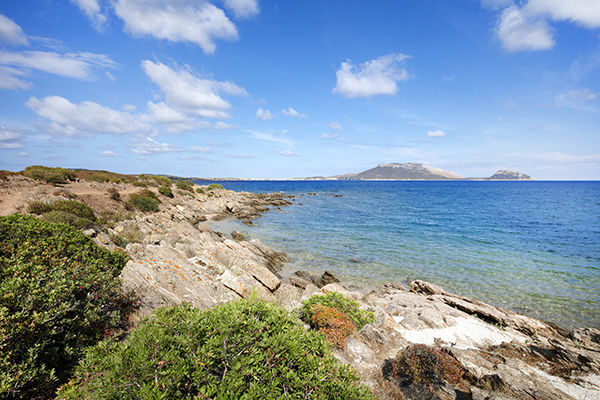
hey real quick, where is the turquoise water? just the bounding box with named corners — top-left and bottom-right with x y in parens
top-left (198, 181), bottom-right (600, 330)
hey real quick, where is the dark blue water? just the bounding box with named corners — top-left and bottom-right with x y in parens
top-left (197, 180), bottom-right (600, 329)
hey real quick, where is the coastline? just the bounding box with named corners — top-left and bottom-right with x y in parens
top-left (1, 173), bottom-right (599, 399)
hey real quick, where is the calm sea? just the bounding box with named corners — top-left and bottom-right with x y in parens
top-left (196, 180), bottom-right (600, 330)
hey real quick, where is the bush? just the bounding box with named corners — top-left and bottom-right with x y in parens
top-left (382, 344), bottom-right (468, 396)
top-left (309, 304), bottom-right (356, 349)
top-left (175, 180), bottom-right (194, 192)
top-left (196, 187), bottom-right (205, 194)
top-left (207, 183), bottom-right (223, 190)
top-left (21, 166), bottom-right (75, 184)
top-left (0, 214), bottom-right (134, 399)
top-left (157, 185), bottom-right (173, 198)
top-left (301, 292), bottom-right (375, 330)
top-left (59, 300), bottom-right (375, 400)
top-left (138, 175), bottom-right (172, 187)
top-left (106, 187), bottom-right (120, 201)
top-left (132, 180), bottom-right (147, 187)
top-left (125, 190), bottom-right (160, 212)
top-left (27, 200), bottom-right (97, 229)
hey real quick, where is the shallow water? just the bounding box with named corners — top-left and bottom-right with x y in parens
top-left (198, 180), bottom-right (600, 329)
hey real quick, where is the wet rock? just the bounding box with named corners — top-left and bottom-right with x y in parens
top-left (231, 230), bottom-right (245, 241)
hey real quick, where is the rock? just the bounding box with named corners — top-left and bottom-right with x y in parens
top-left (321, 271), bottom-right (340, 285)
top-left (231, 230), bottom-right (245, 241)
top-left (82, 228), bottom-right (96, 237)
top-left (321, 283), bottom-right (355, 299)
top-left (289, 275), bottom-right (311, 290)
top-left (301, 284), bottom-right (320, 301)
top-left (273, 283), bottom-right (303, 310)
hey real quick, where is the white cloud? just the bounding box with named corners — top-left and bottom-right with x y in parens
top-left (256, 107), bottom-right (274, 120)
top-left (224, 0), bottom-right (259, 19)
top-left (147, 101), bottom-right (189, 124)
top-left (279, 150), bottom-right (298, 157)
top-left (17, 152), bottom-right (28, 157)
top-left (0, 50), bottom-right (116, 81)
top-left (123, 104), bottom-right (137, 112)
top-left (70, 0), bottom-right (107, 29)
top-left (333, 53), bottom-right (410, 98)
top-left (0, 14), bottom-right (28, 46)
top-left (26, 96), bottom-right (151, 136)
top-left (281, 106), bottom-right (306, 118)
top-left (320, 133), bottom-right (344, 141)
top-left (329, 121), bottom-right (343, 131)
top-left (555, 88), bottom-right (597, 105)
top-left (525, 0), bottom-right (600, 28)
top-left (0, 66), bottom-right (31, 90)
top-left (496, 6), bottom-right (554, 52)
top-left (190, 146), bottom-right (212, 153)
top-left (427, 130), bottom-right (446, 138)
top-left (106, 71), bottom-right (115, 81)
top-left (142, 60), bottom-right (247, 119)
top-left (0, 127), bottom-right (24, 149)
top-left (99, 150), bottom-right (119, 157)
top-left (129, 135), bottom-right (183, 154)
top-left (214, 121), bottom-right (233, 130)
top-left (250, 131), bottom-right (295, 144)
top-left (114, 0), bottom-right (238, 54)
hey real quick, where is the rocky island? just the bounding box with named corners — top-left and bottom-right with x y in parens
top-left (0, 167), bottom-right (597, 399)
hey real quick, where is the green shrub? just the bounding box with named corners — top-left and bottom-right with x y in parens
top-left (40, 210), bottom-right (94, 230)
top-left (0, 214), bottom-right (134, 399)
top-left (84, 173), bottom-right (110, 183)
top-left (106, 187), bottom-right (120, 201)
top-left (59, 300), bottom-right (374, 400)
top-left (175, 180), bottom-right (194, 192)
top-left (139, 175), bottom-right (172, 186)
top-left (207, 183), bottom-right (223, 190)
top-left (301, 292), bottom-right (375, 330)
top-left (108, 233), bottom-right (128, 248)
top-left (157, 185), bottom-right (173, 198)
top-left (196, 187), bottom-right (205, 194)
top-left (125, 190), bottom-right (160, 212)
top-left (132, 180), bottom-right (147, 187)
top-left (177, 190), bottom-right (193, 198)
top-left (27, 200), bottom-right (97, 229)
top-left (21, 165), bottom-right (75, 184)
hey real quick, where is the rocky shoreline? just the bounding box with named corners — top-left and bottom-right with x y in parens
top-left (1, 174), bottom-right (599, 399)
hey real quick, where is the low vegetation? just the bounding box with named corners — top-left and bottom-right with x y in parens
top-left (158, 185), bottom-right (173, 198)
top-left (73, 170), bottom-right (136, 184)
top-left (308, 304), bottom-right (356, 348)
top-left (20, 166), bottom-right (75, 184)
top-left (125, 189), bottom-right (160, 212)
top-left (301, 292), bottom-right (375, 330)
top-left (59, 300), bottom-right (375, 400)
top-left (207, 183), bottom-right (224, 190)
top-left (28, 199), bottom-right (97, 229)
top-left (0, 214), bottom-right (134, 399)
top-left (138, 174), bottom-right (172, 187)
top-left (175, 180), bottom-right (194, 192)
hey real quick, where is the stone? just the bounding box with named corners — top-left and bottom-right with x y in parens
top-left (231, 230), bottom-right (245, 241)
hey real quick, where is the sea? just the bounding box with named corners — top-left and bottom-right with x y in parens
top-left (196, 180), bottom-right (600, 330)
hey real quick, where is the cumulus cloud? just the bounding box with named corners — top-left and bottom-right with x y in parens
top-left (99, 150), bottom-right (119, 157)
top-left (145, 101), bottom-right (211, 133)
top-left (114, 0), bottom-right (238, 54)
top-left (26, 96), bottom-right (151, 136)
top-left (70, 0), bottom-right (107, 29)
top-left (329, 121), bottom-right (343, 131)
top-left (142, 60), bottom-right (247, 119)
top-left (0, 50), bottom-right (116, 83)
top-left (495, 5), bottom-right (554, 51)
top-left (214, 121), bottom-right (233, 130)
top-left (129, 135), bottom-right (183, 154)
top-left (427, 130), bottom-right (446, 138)
top-left (0, 14), bottom-right (28, 46)
top-left (333, 53), bottom-right (410, 98)
top-left (281, 107), bottom-right (306, 118)
top-left (491, 1), bottom-right (600, 52)
top-left (256, 107), bottom-right (274, 120)
top-left (224, 0), bottom-right (259, 19)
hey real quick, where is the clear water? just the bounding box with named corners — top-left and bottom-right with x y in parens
top-left (197, 180), bottom-right (600, 330)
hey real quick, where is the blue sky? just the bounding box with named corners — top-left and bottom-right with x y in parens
top-left (0, 0), bottom-right (599, 179)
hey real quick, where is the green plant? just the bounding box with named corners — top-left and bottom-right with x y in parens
top-left (40, 210), bottom-right (94, 230)
top-left (0, 214), bottom-right (135, 399)
top-left (51, 200), bottom-right (96, 221)
top-left (139, 174), bottom-right (172, 187)
top-left (20, 165), bottom-right (75, 184)
top-left (207, 183), bottom-right (223, 190)
top-left (59, 300), bottom-right (375, 400)
top-left (106, 187), bottom-right (120, 201)
top-left (27, 200), bottom-right (97, 229)
top-left (108, 233), bottom-right (128, 248)
top-left (175, 180), bottom-right (194, 192)
top-left (196, 187), bottom-right (205, 194)
top-left (301, 292), bottom-right (375, 330)
top-left (27, 201), bottom-right (53, 215)
top-left (132, 180), bottom-right (147, 187)
top-left (177, 190), bottom-right (194, 197)
top-left (125, 190), bottom-right (160, 212)
top-left (158, 185), bottom-right (173, 198)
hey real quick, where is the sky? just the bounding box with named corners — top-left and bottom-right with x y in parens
top-left (0, 0), bottom-right (599, 179)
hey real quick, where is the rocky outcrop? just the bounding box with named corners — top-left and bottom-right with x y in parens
top-left (488, 170), bottom-right (532, 180)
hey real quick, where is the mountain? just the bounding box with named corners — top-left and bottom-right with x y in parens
top-left (335, 163), bottom-right (464, 180)
top-left (488, 170), bottom-right (532, 180)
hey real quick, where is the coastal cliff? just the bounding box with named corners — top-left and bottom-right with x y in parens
top-left (0, 170), bottom-right (598, 399)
